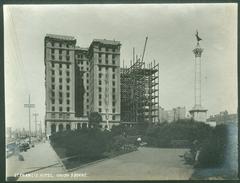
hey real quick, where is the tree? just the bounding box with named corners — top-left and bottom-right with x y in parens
top-left (89, 112), bottom-right (102, 128)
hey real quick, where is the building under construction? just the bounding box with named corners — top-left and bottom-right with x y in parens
top-left (120, 37), bottom-right (159, 125)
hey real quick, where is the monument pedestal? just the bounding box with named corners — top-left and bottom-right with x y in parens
top-left (189, 105), bottom-right (207, 122)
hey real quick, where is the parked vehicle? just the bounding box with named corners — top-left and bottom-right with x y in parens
top-left (19, 143), bottom-right (30, 152)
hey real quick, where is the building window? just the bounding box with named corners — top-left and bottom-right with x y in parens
top-left (66, 56), bottom-right (70, 61)
top-left (99, 53), bottom-right (101, 58)
top-left (99, 59), bottom-right (102, 64)
top-left (59, 107), bottom-right (62, 111)
top-left (112, 115), bottom-right (115, 120)
top-left (51, 77), bottom-right (55, 82)
top-left (67, 65), bottom-right (69, 69)
top-left (112, 60), bottom-right (115, 65)
top-left (112, 95), bottom-right (116, 100)
top-left (59, 99), bottom-right (62, 104)
top-left (106, 48), bottom-right (108, 51)
top-left (99, 80), bottom-right (101, 85)
top-left (59, 49), bottom-right (62, 54)
top-left (112, 101), bottom-right (115, 106)
top-left (67, 85), bottom-right (70, 90)
top-left (52, 99), bottom-right (55, 104)
top-left (52, 63), bottom-right (54, 67)
top-left (59, 43), bottom-right (62, 47)
top-left (81, 67), bottom-right (84, 70)
top-left (86, 92), bottom-right (89, 96)
top-left (113, 88), bottom-right (115, 93)
top-left (51, 42), bottom-right (54, 47)
top-left (66, 71), bottom-right (70, 76)
top-left (51, 55), bottom-right (55, 60)
top-left (87, 79), bottom-right (89, 83)
top-left (59, 70), bottom-right (62, 75)
top-left (59, 64), bottom-right (62, 68)
top-left (112, 81), bottom-right (115, 86)
top-left (67, 107), bottom-right (70, 112)
top-left (99, 108), bottom-right (102, 112)
top-left (59, 85), bottom-right (62, 90)
top-left (99, 87), bottom-right (101, 92)
top-left (87, 68), bottom-right (89, 71)
top-left (67, 93), bottom-right (70, 97)
top-left (52, 106), bottom-right (55, 111)
top-left (99, 94), bottom-right (102, 99)
top-left (67, 100), bottom-right (70, 104)
top-left (112, 68), bottom-right (115, 72)
top-left (87, 73), bottom-right (89, 77)
top-left (59, 55), bottom-right (62, 60)
top-left (59, 92), bottom-right (62, 98)
top-left (66, 50), bottom-right (69, 55)
top-left (52, 91), bottom-right (55, 97)
top-left (99, 73), bottom-right (102, 78)
top-left (59, 78), bottom-right (62, 83)
top-left (106, 60), bottom-right (108, 64)
top-left (99, 101), bottom-right (102, 106)
top-left (51, 49), bottom-right (54, 54)
top-left (113, 108), bottom-right (115, 113)
top-left (86, 86), bottom-right (89, 90)
top-left (67, 78), bottom-right (70, 83)
top-left (99, 67), bottom-right (101, 71)
top-left (52, 84), bottom-right (55, 90)
top-left (66, 44), bottom-right (69, 48)
top-left (112, 74), bottom-right (115, 79)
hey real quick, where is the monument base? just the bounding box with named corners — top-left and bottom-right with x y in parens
top-left (189, 105), bottom-right (208, 122)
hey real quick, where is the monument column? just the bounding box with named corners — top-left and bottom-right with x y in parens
top-left (189, 31), bottom-right (207, 122)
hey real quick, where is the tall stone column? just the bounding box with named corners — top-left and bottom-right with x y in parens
top-left (189, 42), bottom-right (207, 122)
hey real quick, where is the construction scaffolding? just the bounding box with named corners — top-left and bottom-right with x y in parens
top-left (120, 58), bottom-right (159, 124)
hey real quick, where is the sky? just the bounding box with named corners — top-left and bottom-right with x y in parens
top-left (4, 4), bottom-right (238, 130)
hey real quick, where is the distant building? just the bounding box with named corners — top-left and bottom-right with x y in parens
top-left (159, 106), bottom-right (186, 123)
top-left (207, 110), bottom-right (238, 125)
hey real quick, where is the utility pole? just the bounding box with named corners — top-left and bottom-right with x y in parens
top-left (33, 113), bottom-right (38, 136)
top-left (24, 95), bottom-right (35, 144)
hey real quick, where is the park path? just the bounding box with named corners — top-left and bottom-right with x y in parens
top-left (72, 147), bottom-right (193, 180)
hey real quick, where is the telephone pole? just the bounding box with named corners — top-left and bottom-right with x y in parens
top-left (33, 113), bottom-right (38, 136)
top-left (24, 95), bottom-right (35, 144)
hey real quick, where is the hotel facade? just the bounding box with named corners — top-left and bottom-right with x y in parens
top-left (44, 34), bottom-right (121, 135)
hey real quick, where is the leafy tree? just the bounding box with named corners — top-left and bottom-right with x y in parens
top-left (88, 112), bottom-right (102, 128)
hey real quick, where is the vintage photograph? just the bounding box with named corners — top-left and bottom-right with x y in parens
top-left (4, 3), bottom-right (238, 181)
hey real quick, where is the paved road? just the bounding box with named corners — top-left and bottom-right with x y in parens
top-left (73, 147), bottom-right (193, 180)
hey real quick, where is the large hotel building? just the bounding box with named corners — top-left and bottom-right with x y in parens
top-left (44, 34), bottom-right (121, 135)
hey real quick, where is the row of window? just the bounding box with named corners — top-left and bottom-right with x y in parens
top-left (51, 42), bottom-right (71, 48)
top-left (51, 99), bottom-right (70, 104)
top-left (98, 73), bottom-right (115, 79)
top-left (98, 94), bottom-right (116, 100)
top-left (51, 63), bottom-right (70, 69)
top-left (99, 80), bottom-right (116, 86)
top-left (52, 70), bottom-right (70, 76)
top-left (51, 55), bottom-right (70, 61)
top-left (98, 101), bottom-right (116, 106)
top-left (98, 87), bottom-right (116, 93)
top-left (51, 77), bottom-right (70, 83)
top-left (99, 59), bottom-right (116, 65)
top-left (51, 92), bottom-right (70, 98)
top-left (52, 106), bottom-right (70, 112)
top-left (52, 84), bottom-right (70, 90)
top-left (77, 60), bottom-right (89, 65)
top-left (99, 67), bottom-right (116, 72)
top-left (51, 49), bottom-right (70, 55)
top-left (98, 47), bottom-right (117, 52)
top-left (99, 53), bottom-right (116, 59)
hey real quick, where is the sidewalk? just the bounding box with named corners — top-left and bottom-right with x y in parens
top-left (6, 141), bottom-right (65, 181)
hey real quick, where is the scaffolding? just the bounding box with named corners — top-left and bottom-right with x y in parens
top-left (120, 58), bottom-right (159, 124)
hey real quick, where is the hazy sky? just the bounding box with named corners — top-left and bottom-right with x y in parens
top-left (4, 4), bottom-right (238, 130)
